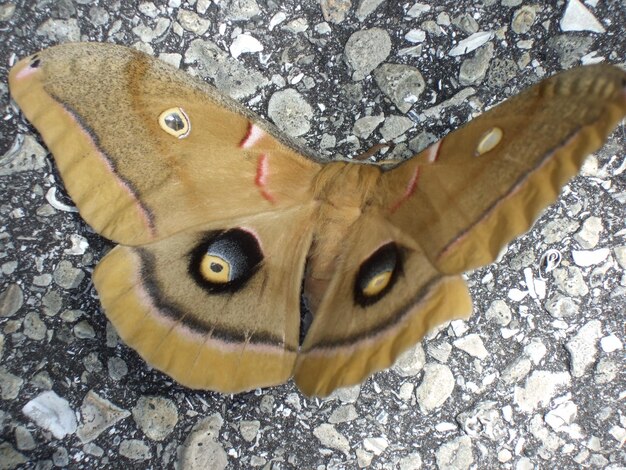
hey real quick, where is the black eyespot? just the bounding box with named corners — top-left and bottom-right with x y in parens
top-left (189, 229), bottom-right (263, 293)
top-left (354, 243), bottom-right (401, 306)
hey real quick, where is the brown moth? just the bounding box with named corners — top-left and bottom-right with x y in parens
top-left (8, 43), bottom-right (626, 397)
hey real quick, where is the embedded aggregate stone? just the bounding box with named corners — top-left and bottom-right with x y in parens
top-left (22, 391), bottom-right (77, 439)
top-left (0, 367), bottom-right (24, 400)
top-left (132, 396), bottom-right (179, 441)
top-left (565, 319), bottom-right (602, 377)
top-left (329, 404), bottom-right (358, 424)
top-left (0, 283), bottom-right (23, 317)
top-left (267, 89), bottom-right (313, 137)
top-left (0, 135), bottom-right (47, 176)
top-left (119, 439), bottom-right (151, 461)
top-left (435, 435), bottom-right (474, 470)
top-left (344, 28), bottom-right (391, 81)
top-left (53, 260), bottom-right (85, 289)
top-left (392, 343), bottom-right (425, 377)
top-left (352, 114), bottom-right (384, 139)
top-left (380, 115), bottom-right (413, 141)
top-left (76, 390), bottom-right (130, 443)
top-left (239, 420), bottom-right (260, 442)
top-left (514, 371), bottom-right (571, 413)
top-left (373, 64), bottom-right (426, 113)
top-left (415, 363), bottom-right (455, 413)
top-left (313, 423), bottom-right (350, 456)
top-left (178, 414), bottom-right (227, 470)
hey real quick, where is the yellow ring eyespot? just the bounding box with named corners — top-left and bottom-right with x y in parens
top-left (190, 229), bottom-right (264, 293)
top-left (354, 243), bottom-right (400, 306)
top-left (158, 107), bottom-right (191, 138)
top-left (362, 270), bottom-right (393, 297)
top-left (475, 126), bottom-right (503, 156)
top-left (200, 255), bottom-right (231, 284)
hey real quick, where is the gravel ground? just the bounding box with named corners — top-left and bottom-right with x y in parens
top-left (0, 0), bottom-right (625, 469)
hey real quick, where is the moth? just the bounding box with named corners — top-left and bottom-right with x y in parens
top-left (8, 43), bottom-right (626, 396)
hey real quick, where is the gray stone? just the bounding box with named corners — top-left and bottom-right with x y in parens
top-left (353, 114), bottom-right (384, 139)
top-left (132, 396), bottom-right (179, 441)
top-left (33, 274), bottom-right (52, 287)
top-left (453, 334), bottom-right (489, 360)
top-left (574, 216), bottom-right (603, 249)
top-left (0, 442), bottom-right (27, 469)
top-left (514, 370), bottom-right (571, 413)
top-left (408, 131), bottom-right (438, 153)
top-left (313, 423), bottom-right (350, 456)
top-left (459, 42), bottom-right (494, 85)
top-left (267, 89), bottom-right (313, 137)
top-left (77, 390), bottom-right (131, 443)
top-left (52, 447), bottom-right (69, 467)
top-left (82, 352), bottom-right (103, 373)
top-left (36, 18), bottom-right (81, 42)
top-left (356, 0), bottom-right (385, 21)
top-left (399, 452), bottom-right (422, 470)
top-left (88, 6), bottom-right (109, 26)
top-left (178, 414), bottom-right (227, 470)
top-left (31, 371), bottom-right (53, 390)
top-left (344, 28), bottom-right (392, 81)
top-left (107, 357), bottom-right (128, 380)
top-left (541, 218), bottom-right (579, 244)
top-left (560, 0), bottom-right (605, 33)
top-left (132, 17), bottom-right (170, 42)
top-left (221, 0), bottom-right (260, 21)
top-left (329, 404), bottom-right (358, 424)
top-left (0, 283), bottom-right (23, 318)
top-left (452, 13), bottom-right (479, 34)
top-left (74, 320), bottom-right (95, 339)
top-left (14, 425), bottom-right (36, 451)
top-left (427, 342), bottom-right (452, 363)
top-left (566, 319), bottom-right (602, 377)
top-left (22, 391), bottom-right (77, 439)
top-left (545, 295), bottom-right (579, 318)
top-left (42, 290), bottom-right (63, 316)
top-left (177, 9), bottom-right (210, 35)
top-left (393, 344), bottom-right (426, 377)
top-left (457, 401), bottom-right (507, 441)
top-left (184, 39), bottom-right (269, 100)
top-left (486, 58), bottom-right (517, 87)
top-left (511, 6), bottom-right (536, 34)
top-left (330, 383), bottom-right (361, 403)
top-left (0, 367), bottom-right (24, 400)
top-left (0, 3), bottom-right (16, 21)
top-left (119, 439), bottom-right (151, 461)
top-left (53, 260), bottom-right (85, 290)
top-left (614, 245), bottom-right (626, 269)
top-left (282, 17), bottom-right (308, 33)
top-left (320, 0), bottom-right (351, 24)
top-left (23, 312), bottom-right (47, 341)
top-left (415, 363), bottom-right (455, 413)
top-left (553, 266), bottom-right (589, 297)
top-left (380, 115), bottom-right (414, 141)
top-left (485, 299), bottom-right (512, 326)
top-left (435, 435), bottom-right (474, 470)
top-left (547, 34), bottom-right (593, 68)
top-left (501, 356), bottom-right (532, 384)
top-left (239, 420), bottom-right (260, 442)
top-left (374, 63), bottom-right (426, 113)
top-left (0, 135), bottom-right (47, 176)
